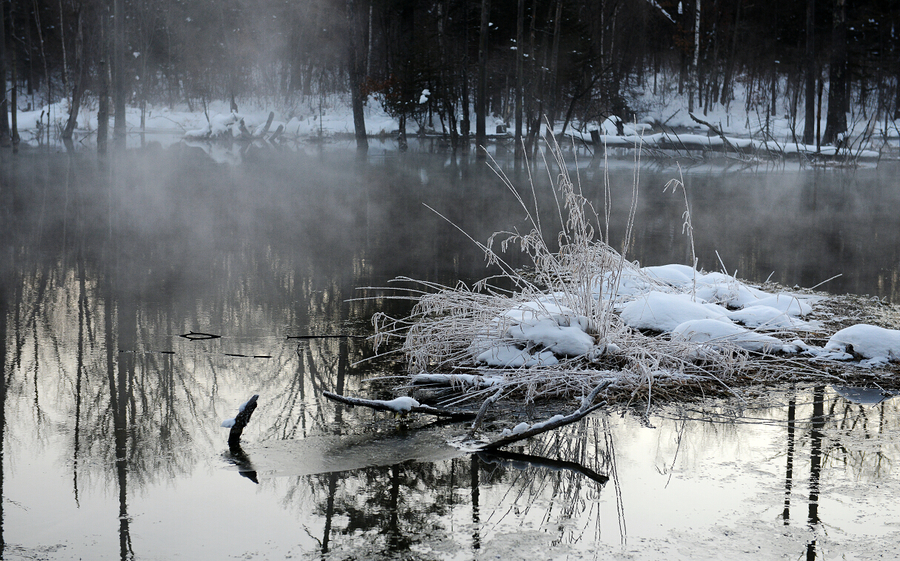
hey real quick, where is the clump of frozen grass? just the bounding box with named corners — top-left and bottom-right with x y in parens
top-left (370, 133), bottom-right (823, 409)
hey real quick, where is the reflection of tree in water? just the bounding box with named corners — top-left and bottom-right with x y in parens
top-left (274, 417), bottom-right (614, 557)
top-left (825, 387), bottom-right (899, 478)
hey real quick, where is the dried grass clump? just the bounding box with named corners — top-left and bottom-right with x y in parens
top-left (370, 135), bottom-right (819, 410)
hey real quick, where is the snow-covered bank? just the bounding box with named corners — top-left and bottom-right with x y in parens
top-left (8, 88), bottom-right (899, 161)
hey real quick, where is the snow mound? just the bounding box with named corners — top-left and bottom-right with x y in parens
top-left (620, 291), bottom-right (729, 332)
top-left (506, 318), bottom-right (595, 357)
top-left (727, 305), bottom-right (816, 330)
top-left (475, 344), bottom-right (559, 367)
top-left (642, 264), bottom-right (697, 287)
top-left (592, 268), bottom-right (655, 301)
top-left (823, 324), bottom-right (900, 364)
top-left (671, 319), bottom-right (799, 353)
top-left (473, 304), bottom-right (597, 365)
top-left (744, 294), bottom-right (811, 316)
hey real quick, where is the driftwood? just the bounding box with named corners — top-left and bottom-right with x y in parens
top-left (322, 391), bottom-right (477, 421)
top-left (227, 395), bottom-right (259, 449)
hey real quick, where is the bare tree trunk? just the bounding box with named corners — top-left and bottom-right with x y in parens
top-left (98, 11), bottom-right (110, 154)
top-left (475, 0), bottom-right (490, 153)
top-left (548, 0), bottom-right (563, 128)
top-left (0, 0), bottom-right (9, 146)
top-left (9, 0), bottom-right (17, 152)
top-left (802, 0), bottom-right (816, 144)
top-left (822, 0), bottom-right (847, 146)
top-left (719, 0), bottom-right (741, 105)
top-left (689, 0), bottom-right (700, 113)
top-left (62, 10), bottom-right (84, 141)
top-left (346, 0), bottom-right (368, 151)
top-left (33, 0), bottom-right (53, 144)
top-left (113, 0), bottom-right (126, 143)
top-left (514, 0), bottom-right (524, 159)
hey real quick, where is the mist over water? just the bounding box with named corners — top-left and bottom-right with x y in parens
top-left (2, 146), bottom-right (900, 560)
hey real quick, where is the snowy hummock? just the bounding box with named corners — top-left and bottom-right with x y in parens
top-left (822, 324), bottom-right (900, 364)
top-left (472, 299), bottom-right (597, 366)
top-left (726, 305), bottom-right (816, 330)
top-left (472, 264), bottom-right (827, 366)
top-left (221, 418), bottom-right (236, 428)
top-left (620, 291), bottom-right (730, 332)
top-left (671, 319), bottom-right (805, 353)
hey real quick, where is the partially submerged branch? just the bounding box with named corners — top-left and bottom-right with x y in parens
top-left (479, 380), bottom-right (611, 450)
top-left (222, 394), bottom-right (259, 449)
top-left (322, 391), bottom-right (477, 421)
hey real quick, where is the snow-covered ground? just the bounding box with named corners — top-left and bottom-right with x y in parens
top-left (9, 81), bottom-right (900, 157)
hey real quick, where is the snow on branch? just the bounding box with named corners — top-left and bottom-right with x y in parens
top-left (643, 0), bottom-right (676, 23)
top-left (322, 391), bottom-right (477, 421)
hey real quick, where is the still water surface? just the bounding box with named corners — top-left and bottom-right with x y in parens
top-left (2, 144), bottom-right (900, 560)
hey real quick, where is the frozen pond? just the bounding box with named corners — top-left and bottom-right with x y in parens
top-left (1, 144), bottom-right (900, 560)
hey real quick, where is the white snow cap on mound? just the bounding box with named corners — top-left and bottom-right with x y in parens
top-left (727, 305), bottom-right (816, 330)
top-left (620, 291), bottom-right (730, 332)
top-left (472, 301), bottom-right (597, 365)
top-left (475, 344), bottom-right (559, 367)
top-left (507, 317), bottom-right (595, 356)
top-left (592, 268), bottom-right (655, 301)
top-left (824, 324), bottom-right (900, 363)
top-left (744, 294), bottom-right (812, 316)
top-left (642, 264), bottom-right (697, 287)
top-left (671, 319), bottom-right (802, 353)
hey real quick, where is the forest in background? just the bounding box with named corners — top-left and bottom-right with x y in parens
top-left (0, 0), bottom-right (898, 151)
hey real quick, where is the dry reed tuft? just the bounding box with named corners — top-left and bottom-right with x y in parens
top-left (368, 133), bottom-right (894, 412)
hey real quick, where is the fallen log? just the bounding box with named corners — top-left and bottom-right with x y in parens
top-left (322, 391), bottom-right (477, 421)
top-left (688, 112), bottom-right (746, 156)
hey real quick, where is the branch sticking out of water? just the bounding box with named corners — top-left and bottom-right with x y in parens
top-left (225, 395), bottom-right (259, 449)
top-left (478, 380), bottom-right (611, 450)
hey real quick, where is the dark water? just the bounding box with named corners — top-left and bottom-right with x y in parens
top-left (2, 144), bottom-right (900, 560)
